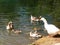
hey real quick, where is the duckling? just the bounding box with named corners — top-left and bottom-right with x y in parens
top-left (31, 15), bottom-right (39, 23)
top-left (30, 31), bottom-right (42, 38)
top-left (6, 21), bottom-right (14, 34)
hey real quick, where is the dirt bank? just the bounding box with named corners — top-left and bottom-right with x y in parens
top-left (31, 37), bottom-right (60, 45)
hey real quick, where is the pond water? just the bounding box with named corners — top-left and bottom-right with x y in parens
top-left (0, 14), bottom-right (35, 45)
top-left (0, 13), bottom-right (44, 45)
top-left (0, 7), bottom-right (60, 45)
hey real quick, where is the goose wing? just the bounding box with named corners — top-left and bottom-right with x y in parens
top-left (45, 24), bottom-right (59, 34)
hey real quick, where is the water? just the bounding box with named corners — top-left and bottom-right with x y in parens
top-left (0, 7), bottom-right (37, 45)
top-left (0, 13), bottom-right (49, 45)
top-left (0, 14), bottom-right (39, 45)
top-left (0, 7), bottom-right (60, 45)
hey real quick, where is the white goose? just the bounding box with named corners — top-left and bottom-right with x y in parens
top-left (30, 31), bottom-right (41, 38)
top-left (40, 16), bottom-right (60, 36)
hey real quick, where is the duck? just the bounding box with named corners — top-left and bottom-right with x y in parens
top-left (30, 31), bottom-right (41, 38)
top-left (6, 21), bottom-right (14, 33)
top-left (31, 15), bottom-right (39, 23)
top-left (39, 16), bottom-right (60, 37)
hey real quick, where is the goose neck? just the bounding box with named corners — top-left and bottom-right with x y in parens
top-left (43, 19), bottom-right (48, 25)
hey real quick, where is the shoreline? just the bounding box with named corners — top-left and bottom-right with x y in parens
top-left (31, 37), bottom-right (60, 45)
